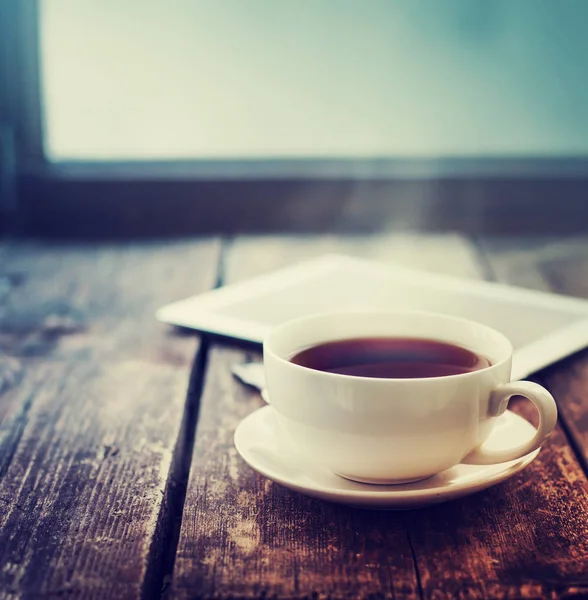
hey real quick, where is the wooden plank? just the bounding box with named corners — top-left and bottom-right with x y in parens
top-left (0, 360), bottom-right (188, 599)
top-left (479, 236), bottom-right (588, 472)
top-left (0, 239), bottom-right (220, 599)
top-left (402, 398), bottom-right (588, 599)
top-left (0, 240), bottom-right (219, 363)
top-left (382, 238), bottom-right (588, 599)
top-left (173, 234), bottom-right (588, 600)
top-left (173, 345), bottom-right (421, 600)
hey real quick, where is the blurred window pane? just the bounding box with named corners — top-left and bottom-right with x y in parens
top-left (41, 0), bottom-right (588, 160)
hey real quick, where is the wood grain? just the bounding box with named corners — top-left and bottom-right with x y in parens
top-left (0, 240), bottom-right (220, 363)
top-left (403, 395), bottom-right (588, 599)
top-left (172, 234), bottom-right (588, 600)
top-left (0, 239), bottom-right (220, 599)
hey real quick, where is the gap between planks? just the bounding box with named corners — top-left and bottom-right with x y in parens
top-left (141, 240), bottom-right (230, 600)
top-left (142, 337), bottom-right (211, 600)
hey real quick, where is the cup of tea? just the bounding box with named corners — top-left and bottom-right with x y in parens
top-left (263, 310), bottom-right (558, 484)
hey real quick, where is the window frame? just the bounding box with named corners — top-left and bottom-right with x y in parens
top-left (1, 0), bottom-right (44, 163)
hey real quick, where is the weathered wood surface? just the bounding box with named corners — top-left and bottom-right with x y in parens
top-left (2, 235), bottom-right (588, 600)
top-left (0, 240), bottom-right (220, 599)
top-left (171, 234), bottom-right (588, 599)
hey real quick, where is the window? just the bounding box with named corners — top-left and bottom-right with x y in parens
top-left (43, 0), bottom-right (588, 159)
top-left (2, 0), bottom-right (588, 237)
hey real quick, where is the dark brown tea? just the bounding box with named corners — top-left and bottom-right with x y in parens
top-left (290, 337), bottom-right (491, 379)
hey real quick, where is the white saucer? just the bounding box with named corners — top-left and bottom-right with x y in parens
top-left (234, 406), bottom-right (540, 509)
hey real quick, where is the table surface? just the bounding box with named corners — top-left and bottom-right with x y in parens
top-left (1, 234), bottom-right (587, 600)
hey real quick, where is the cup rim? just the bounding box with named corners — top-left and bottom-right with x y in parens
top-left (263, 309), bottom-right (513, 383)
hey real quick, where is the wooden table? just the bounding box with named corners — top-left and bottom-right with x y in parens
top-left (1, 234), bottom-right (587, 599)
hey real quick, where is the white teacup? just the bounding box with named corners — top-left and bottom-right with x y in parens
top-left (263, 310), bottom-right (558, 484)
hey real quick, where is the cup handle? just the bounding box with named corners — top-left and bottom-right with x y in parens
top-left (463, 380), bottom-right (558, 465)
